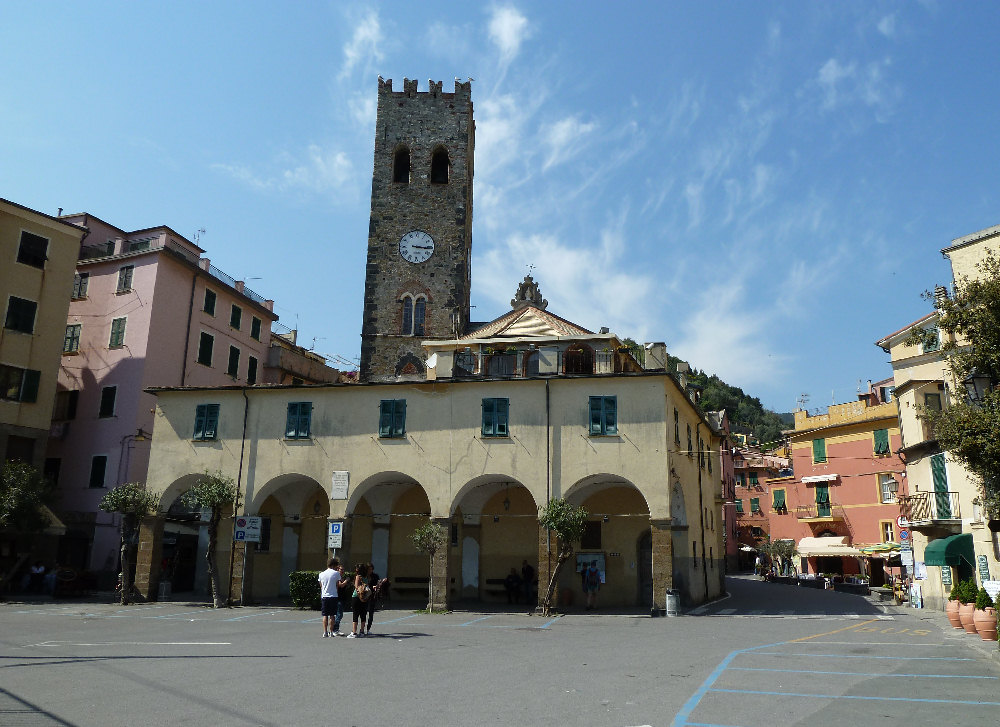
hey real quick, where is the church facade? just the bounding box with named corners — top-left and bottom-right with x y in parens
top-left (133, 79), bottom-right (725, 611)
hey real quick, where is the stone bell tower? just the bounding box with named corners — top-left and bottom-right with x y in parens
top-left (359, 77), bottom-right (474, 382)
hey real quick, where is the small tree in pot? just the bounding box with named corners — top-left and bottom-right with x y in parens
top-left (99, 482), bottom-right (157, 605)
top-left (973, 587), bottom-right (997, 641)
top-left (538, 498), bottom-right (588, 617)
top-left (410, 521), bottom-right (448, 612)
top-left (181, 471), bottom-right (239, 608)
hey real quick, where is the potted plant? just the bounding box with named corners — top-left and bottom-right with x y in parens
top-left (973, 587), bottom-right (998, 641)
top-left (946, 580), bottom-right (963, 629)
top-left (958, 579), bottom-right (979, 635)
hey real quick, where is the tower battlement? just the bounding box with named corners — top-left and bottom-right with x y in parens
top-left (378, 76), bottom-right (472, 100)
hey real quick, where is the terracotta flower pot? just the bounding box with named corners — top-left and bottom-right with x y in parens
top-left (946, 598), bottom-right (963, 629)
top-left (973, 607), bottom-right (998, 641)
top-left (958, 602), bottom-right (978, 634)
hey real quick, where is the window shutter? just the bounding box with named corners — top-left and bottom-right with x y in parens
top-left (812, 438), bottom-right (826, 463)
top-left (773, 490), bottom-right (785, 509)
top-left (194, 404), bottom-right (207, 439)
top-left (20, 369), bottom-right (40, 403)
top-left (205, 404), bottom-right (219, 439)
top-left (735, 499), bottom-right (744, 513)
top-left (931, 453), bottom-right (948, 490)
top-left (496, 398), bottom-right (508, 436)
top-left (604, 397), bottom-right (617, 434)
top-left (589, 397), bottom-right (602, 435)
top-left (286, 403), bottom-right (298, 438)
top-left (394, 399), bottom-right (406, 436)
top-left (873, 429), bottom-right (890, 455)
top-left (750, 497), bottom-right (759, 513)
top-left (300, 404), bottom-right (312, 437)
top-left (379, 401), bottom-right (392, 437)
top-left (482, 398), bottom-right (494, 436)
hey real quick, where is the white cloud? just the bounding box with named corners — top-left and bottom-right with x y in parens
top-left (541, 116), bottom-right (597, 171)
top-left (817, 58), bottom-right (857, 110)
top-left (877, 14), bottom-right (896, 38)
top-left (811, 56), bottom-right (900, 120)
top-left (488, 5), bottom-right (531, 67)
top-left (339, 9), bottom-right (384, 80)
top-left (212, 144), bottom-right (354, 200)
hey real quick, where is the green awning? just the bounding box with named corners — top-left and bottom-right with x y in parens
top-left (923, 533), bottom-right (975, 567)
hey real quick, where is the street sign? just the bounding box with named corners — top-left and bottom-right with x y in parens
top-left (978, 555), bottom-right (991, 582)
top-left (327, 520), bottom-right (343, 549)
top-left (901, 550), bottom-right (914, 567)
top-left (899, 529), bottom-right (909, 541)
top-left (896, 515), bottom-right (909, 528)
top-left (234, 516), bottom-right (262, 543)
top-left (941, 567), bottom-right (952, 587)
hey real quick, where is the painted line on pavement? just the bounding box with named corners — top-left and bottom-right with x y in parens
top-left (752, 651), bottom-right (975, 661)
top-left (26, 641), bottom-right (232, 647)
top-left (224, 610), bottom-right (285, 622)
top-left (459, 615), bottom-right (494, 626)
top-left (707, 688), bottom-right (1000, 706)
top-left (728, 666), bottom-right (997, 679)
top-left (672, 618), bottom-right (879, 727)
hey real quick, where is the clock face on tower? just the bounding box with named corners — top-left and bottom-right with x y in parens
top-left (399, 230), bottom-right (435, 263)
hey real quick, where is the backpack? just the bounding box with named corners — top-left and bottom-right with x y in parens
top-left (357, 582), bottom-right (372, 603)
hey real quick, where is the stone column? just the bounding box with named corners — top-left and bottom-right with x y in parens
top-left (134, 515), bottom-right (164, 602)
top-left (650, 518), bottom-right (674, 614)
top-left (429, 517), bottom-right (451, 611)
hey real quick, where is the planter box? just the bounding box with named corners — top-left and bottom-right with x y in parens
top-left (798, 578), bottom-right (827, 589)
top-left (833, 582), bottom-right (871, 596)
top-left (768, 576), bottom-right (798, 586)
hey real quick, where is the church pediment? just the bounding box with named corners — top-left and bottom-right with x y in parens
top-left (461, 305), bottom-right (593, 341)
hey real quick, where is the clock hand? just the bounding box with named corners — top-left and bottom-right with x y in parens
top-left (412, 245), bottom-right (432, 249)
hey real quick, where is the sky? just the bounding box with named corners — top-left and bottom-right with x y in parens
top-left (3, 2), bottom-right (999, 413)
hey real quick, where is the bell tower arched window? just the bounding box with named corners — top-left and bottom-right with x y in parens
top-left (400, 295), bottom-right (426, 336)
top-left (431, 148), bottom-right (450, 184)
top-left (393, 147), bottom-right (410, 184)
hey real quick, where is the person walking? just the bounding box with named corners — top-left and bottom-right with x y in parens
top-left (347, 563), bottom-right (370, 638)
top-left (317, 558), bottom-right (341, 638)
top-left (582, 560), bottom-right (601, 610)
top-left (362, 563), bottom-right (380, 636)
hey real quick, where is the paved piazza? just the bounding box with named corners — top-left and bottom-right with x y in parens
top-left (1, 576), bottom-right (998, 726)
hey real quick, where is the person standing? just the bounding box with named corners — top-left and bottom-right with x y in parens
top-left (362, 563), bottom-right (379, 636)
top-left (521, 559), bottom-right (535, 605)
top-left (347, 563), bottom-right (370, 638)
top-left (317, 558), bottom-right (341, 638)
top-left (582, 560), bottom-right (601, 610)
top-left (333, 562), bottom-right (350, 636)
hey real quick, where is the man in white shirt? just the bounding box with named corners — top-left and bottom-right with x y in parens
top-left (318, 558), bottom-right (341, 638)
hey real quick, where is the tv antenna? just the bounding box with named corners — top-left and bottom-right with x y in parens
top-left (796, 393), bottom-right (810, 411)
top-left (194, 228), bottom-right (205, 245)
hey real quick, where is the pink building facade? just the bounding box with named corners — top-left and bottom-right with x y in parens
top-left (46, 214), bottom-right (277, 582)
top-left (770, 381), bottom-right (907, 585)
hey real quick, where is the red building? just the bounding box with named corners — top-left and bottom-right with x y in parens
top-left (731, 445), bottom-right (791, 569)
top-left (770, 381), bottom-right (906, 584)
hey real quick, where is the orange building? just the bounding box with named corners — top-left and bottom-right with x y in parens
top-left (731, 445), bottom-right (791, 568)
top-left (770, 380), bottom-right (907, 585)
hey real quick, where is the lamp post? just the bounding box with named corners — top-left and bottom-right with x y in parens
top-left (963, 369), bottom-right (992, 406)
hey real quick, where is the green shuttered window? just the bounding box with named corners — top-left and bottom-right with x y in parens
top-left (873, 428), bottom-right (890, 456)
top-left (812, 438), bottom-right (827, 463)
top-left (482, 398), bottom-right (509, 437)
top-left (379, 399), bottom-right (406, 438)
top-left (193, 403), bottom-right (220, 440)
top-left (589, 396), bottom-right (617, 435)
top-left (285, 402), bottom-right (312, 439)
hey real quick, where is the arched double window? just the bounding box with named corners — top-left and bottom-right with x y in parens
top-left (393, 147), bottom-right (410, 184)
top-left (431, 147), bottom-right (450, 184)
top-left (401, 295), bottom-right (426, 336)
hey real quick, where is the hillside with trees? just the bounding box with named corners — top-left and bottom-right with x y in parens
top-left (666, 355), bottom-right (792, 447)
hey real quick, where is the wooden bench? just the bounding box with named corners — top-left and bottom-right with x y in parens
top-left (484, 578), bottom-right (506, 597)
top-left (391, 576), bottom-right (429, 598)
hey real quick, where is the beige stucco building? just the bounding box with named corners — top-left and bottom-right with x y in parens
top-left (876, 224), bottom-right (1000, 611)
top-left (135, 294), bottom-right (725, 612)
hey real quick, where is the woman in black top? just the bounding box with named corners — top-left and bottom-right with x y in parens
top-left (363, 562), bottom-right (380, 635)
top-left (348, 563), bottom-right (369, 638)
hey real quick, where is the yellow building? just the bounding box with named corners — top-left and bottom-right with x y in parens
top-left (876, 224), bottom-right (1000, 611)
top-left (1, 198), bottom-right (86, 467)
top-left (135, 290), bottom-right (725, 612)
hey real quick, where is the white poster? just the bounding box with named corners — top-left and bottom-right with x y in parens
top-left (331, 471), bottom-right (349, 500)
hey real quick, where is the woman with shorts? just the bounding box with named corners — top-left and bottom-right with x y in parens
top-left (347, 563), bottom-right (369, 638)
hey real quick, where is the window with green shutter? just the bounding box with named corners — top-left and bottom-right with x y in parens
top-left (773, 489), bottom-right (786, 511)
top-left (89, 455), bottom-right (107, 488)
top-left (0, 365), bottom-right (39, 402)
top-left (203, 289), bottom-right (216, 315)
top-left (99, 386), bottom-right (116, 418)
top-left (109, 317), bottom-right (126, 348)
top-left (197, 332), bottom-right (214, 366)
top-left (735, 499), bottom-right (744, 514)
top-left (230, 304), bottom-right (242, 330)
top-left (482, 397), bottom-right (509, 437)
top-left (815, 484), bottom-right (831, 517)
top-left (227, 346), bottom-right (240, 377)
top-left (5, 296), bottom-right (37, 333)
top-left (116, 265), bottom-right (134, 293)
top-left (193, 403), bottom-right (220, 440)
top-left (750, 497), bottom-right (760, 513)
top-left (285, 402), bottom-right (312, 439)
top-left (19, 369), bottom-right (40, 403)
top-left (379, 399), bottom-right (406, 438)
top-left (812, 438), bottom-right (827, 463)
top-left (251, 316), bottom-right (262, 341)
top-left (589, 396), bottom-right (617, 435)
top-left (64, 324), bottom-right (81, 353)
top-left (873, 428), bottom-right (890, 456)
top-left (72, 272), bottom-right (89, 299)
top-left (749, 471), bottom-right (758, 486)
top-left (247, 356), bottom-right (258, 385)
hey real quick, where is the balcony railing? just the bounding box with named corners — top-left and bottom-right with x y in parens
top-left (795, 502), bottom-right (843, 520)
top-left (900, 491), bottom-right (961, 524)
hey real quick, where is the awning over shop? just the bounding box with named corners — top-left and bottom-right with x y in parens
top-left (802, 474), bottom-right (839, 483)
top-left (797, 536), bottom-right (862, 558)
top-left (858, 542), bottom-right (901, 557)
top-left (923, 532), bottom-right (975, 567)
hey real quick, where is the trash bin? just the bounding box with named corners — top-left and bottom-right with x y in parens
top-left (665, 589), bottom-right (680, 617)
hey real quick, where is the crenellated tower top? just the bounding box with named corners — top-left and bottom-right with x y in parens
top-left (377, 76), bottom-right (472, 100)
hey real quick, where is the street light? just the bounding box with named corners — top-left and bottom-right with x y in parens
top-left (963, 369), bottom-right (992, 405)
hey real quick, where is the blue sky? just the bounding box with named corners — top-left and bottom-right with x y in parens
top-left (3, 2), bottom-right (998, 412)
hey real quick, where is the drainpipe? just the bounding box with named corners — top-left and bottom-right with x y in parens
top-left (545, 379), bottom-right (552, 569)
top-left (180, 272), bottom-right (197, 386)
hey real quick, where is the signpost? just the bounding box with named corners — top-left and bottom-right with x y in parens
top-left (234, 516), bottom-right (262, 543)
top-left (328, 521), bottom-right (344, 550)
top-left (977, 554), bottom-right (991, 583)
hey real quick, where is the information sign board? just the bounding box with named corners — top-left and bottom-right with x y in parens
top-left (941, 566), bottom-right (952, 587)
top-left (234, 516), bottom-right (262, 543)
top-left (977, 554), bottom-right (991, 583)
top-left (331, 471), bottom-right (349, 500)
top-left (327, 520), bottom-right (344, 549)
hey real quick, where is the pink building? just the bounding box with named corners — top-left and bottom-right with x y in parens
top-left (46, 214), bottom-right (277, 583)
top-left (769, 380), bottom-right (906, 585)
top-left (731, 445), bottom-right (791, 567)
